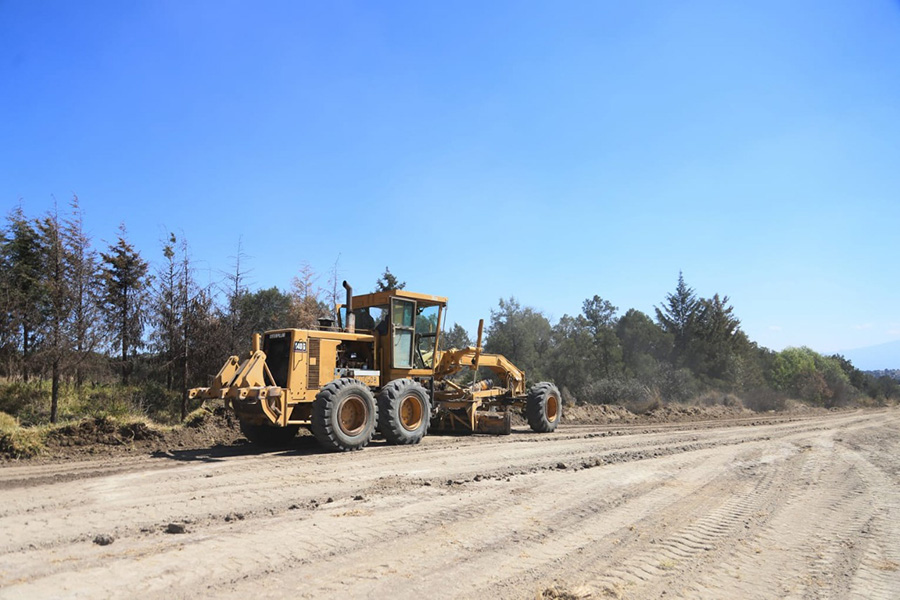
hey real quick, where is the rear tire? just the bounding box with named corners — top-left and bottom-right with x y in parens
top-left (239, 421), bottom-right (300, 447)
top-left (526, 382), bottom-right (561, 433)
top-left (377, 379), bottom-right (430, 445)
top-left (312, 378), bottom-right (376, 452)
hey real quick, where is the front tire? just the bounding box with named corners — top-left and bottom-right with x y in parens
top-left (312, 378), bottom-right (376, 452)
top-left (526, 382), bottom-right (561, 433)
top-left (377, 379), bottom-right (430, 445)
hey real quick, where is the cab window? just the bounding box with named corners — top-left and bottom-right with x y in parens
top-left (415, 305), bottom-right (440, 368)
top-left (391, 298), bottom-right (415, 368)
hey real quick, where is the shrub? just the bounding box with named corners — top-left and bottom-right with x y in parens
top-left (741, 388), bottom-right (787, 412)
top-left (116, 418), bottom-right (161, 441)
top-left (73, 386), bottom-right (137, 420)
top-left (0, 411), bottom-right (18, 434)
top-left (0, 414), bottom-right (46, 459)
top-left (134, 382), bottom-right (181, 423)
top-left (0, 381), bottom-right (46, 421)
top-left (183, 407), bottom-right (210, 428)
top-left (67, 382), bottom-right (180, 423)
top-left (624, 393), bottom-right (662, 415)
top-left (579, 378), bottom-right (661, 413)
top-left (697, 391), bottom-right (743, 409)
top-left (655, 367), bottom-right (699, 403)
top-left (823, 374), bottom-right (857, 408)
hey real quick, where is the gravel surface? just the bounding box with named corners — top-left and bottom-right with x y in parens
top-left (0, 409), bottom-right (897, 599)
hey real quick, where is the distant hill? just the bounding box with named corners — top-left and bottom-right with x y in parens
top-left (865, 369), bottom-right (900, 381)
top-left (839, 340), bottom-right (900, 371)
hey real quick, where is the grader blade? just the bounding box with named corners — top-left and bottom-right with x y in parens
top-left (430, 406), bottom-right (512, 435)
top-left (474, 411), bottom-right (511, 435)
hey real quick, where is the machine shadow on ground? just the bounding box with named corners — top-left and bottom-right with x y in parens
top-left (150, 428), bottom-right (543, 463)
top-left (150, 435), bottom-right (325, 463)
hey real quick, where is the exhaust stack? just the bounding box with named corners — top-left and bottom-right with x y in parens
top-left (343, 281), bottom-right (355, 333)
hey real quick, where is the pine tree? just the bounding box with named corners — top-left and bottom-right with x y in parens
top-left (224, 236), bottom-right (250, 354)
top-left (692, 293), bottom-right (746, 383)
top-left (581, 295), bottom-right (622, 379)
top-left (485, 297), bottom-right (552, 380)
top-left (37, 205), bottom-right (73, 422)
top-left (326, 255), bottom-right (342, 320)
top-left (185, 287), bottom-right (224, 396)
top-left (375, 267), bottom-right (405, 292)
top-left (1, 207), bottom-right (45, 381)
top-left (439, 323), bottom-right (473, 351)
top-left (63, 196), bottom-right (103, 389)
top-left (655, 271), bottom-right (698, 361)
top-left (151, 233), bottom-right (181, 390)
top-left (178, 236), bottom-right (195, 420)
top-left (0, 219), bottom-right (15, 376)
top-left (289, 262), bottom-right (327, 329)
top-left (100, 224), bottom-right (149, 385)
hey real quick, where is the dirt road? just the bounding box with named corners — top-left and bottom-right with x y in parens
top-left (1, 409), bottom-right (898, 599)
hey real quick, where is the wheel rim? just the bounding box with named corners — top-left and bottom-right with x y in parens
top-left (399, 395), bottom-right (424, 431)
top-left (546, 395), bottom-right (559, 422)
top-left (337, 395), bottom-right (368, 436)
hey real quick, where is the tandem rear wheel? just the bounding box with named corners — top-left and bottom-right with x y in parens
top-left (311, 378), bottom-right (377, 452)
top-left (377, 379), bottom-right (431, 445)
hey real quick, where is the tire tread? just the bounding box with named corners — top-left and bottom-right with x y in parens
top-left (377, 379), bottom-right (430, 445)
top-left (526, 382), bottom-right (561, 433)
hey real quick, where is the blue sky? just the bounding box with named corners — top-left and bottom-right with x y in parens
top-left (2, 1), bottom-right (899, 367)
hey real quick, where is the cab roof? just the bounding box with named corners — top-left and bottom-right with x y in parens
top-left (349, 289), bottom-right (448, 309)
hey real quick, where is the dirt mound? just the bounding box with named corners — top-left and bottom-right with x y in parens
top-left (562, 403), bottom-right (635, 424)
top-left (562, 402), bottom-right (753, 425)
top-left (48, 417), bottom-right (162, 448)
top-left (35, 407), bottom-right (245, 461)
top-left (645, 402), bottom-right (751, 421)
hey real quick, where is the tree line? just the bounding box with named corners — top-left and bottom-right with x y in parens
top-left (0, 200), bottom-right (348, 424)
top-left (1, 200), bottom-right (896, 425)
top-left (482, 273), bottom-right (899, 410)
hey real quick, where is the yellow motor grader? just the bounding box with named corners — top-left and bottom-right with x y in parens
top-left (189, 281), bottom-right (561, 451)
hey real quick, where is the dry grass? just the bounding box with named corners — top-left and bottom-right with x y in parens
top-left (1, 413), bottom-right (167, 460)
top-left (0, 412), bottom-right (47, 459)
top-left (183, 407), bottom-right (212, 428)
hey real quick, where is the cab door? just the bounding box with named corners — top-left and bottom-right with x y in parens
top-left (390, 297), bottom-right (416, 370)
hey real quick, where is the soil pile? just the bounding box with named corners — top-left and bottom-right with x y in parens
top-left (563, 401), bottom-right (754, 424)
top-left (36, 407), bottom-right (245, 461)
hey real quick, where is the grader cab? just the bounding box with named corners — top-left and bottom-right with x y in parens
top-left (189, 281), bottom-right (561, 452)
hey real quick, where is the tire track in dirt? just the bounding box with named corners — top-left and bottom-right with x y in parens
top-left (518, 441), bottom-right (799, 599)
top-left (661, 417), bottom-right (900, 600)
top-left (524, 411), bottom-right (899, 600)
top-left (0, 437), bottom-right (722, 594)
top-left (212, 416), bottom-right (882, 599)
top-left (0, 418), bottom-right (840, 556)
top-left (0, 456), bottom-right (181, 492)
top-left (841, 430), bottom-right (900, 600)
top-left (691, 444), bottom-right (866, 598)
top-left (0, 410), bottom-right (896, 599)
top-left (212, 443), bottom-right (754, 599)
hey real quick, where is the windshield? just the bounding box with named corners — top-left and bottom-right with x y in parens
top-left (415, 305), bottom-right (440, 368)
top-left (351, 305), bottom-right (388, 332)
